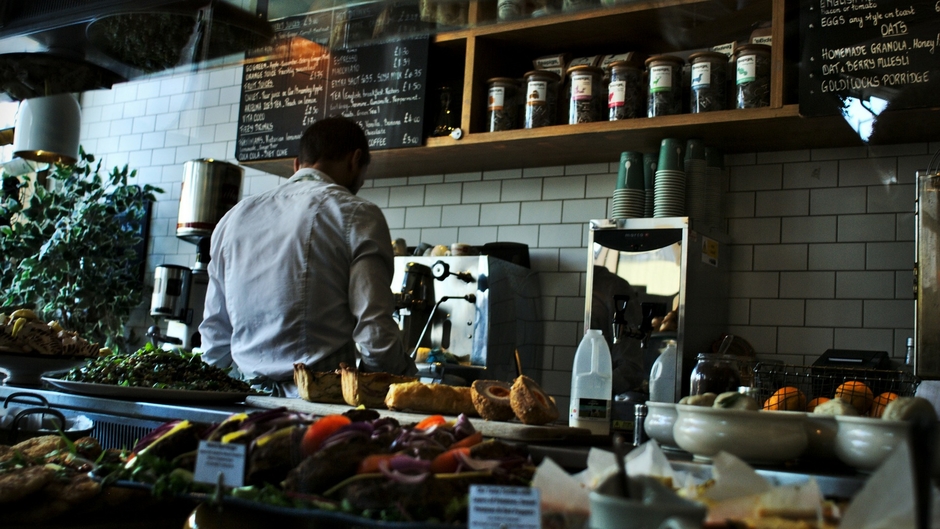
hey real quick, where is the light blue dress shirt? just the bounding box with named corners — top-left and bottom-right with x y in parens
top-left (200, 167), bottom-right (417, 391)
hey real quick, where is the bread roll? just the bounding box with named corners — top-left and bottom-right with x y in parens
top-left (882, 396), bottom-right (938, 422)
top-left (812, 397), bottom-right (858, 416)
top-left (385, 381), bottom-right (478, 416)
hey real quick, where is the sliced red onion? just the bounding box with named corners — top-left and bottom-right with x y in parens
top-left (378, 456), bottom-right (431, 484)
top-left (452, 414), bottom-right (476, 439)
top-left (455, 450), bottom-right (502, 472)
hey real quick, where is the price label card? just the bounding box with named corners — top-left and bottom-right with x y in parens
top-left (468, 485), bottom-right (541, 529)
top-left (194, 440), bottom-right (246, 488)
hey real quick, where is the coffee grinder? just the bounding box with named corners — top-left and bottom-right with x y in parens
top-left (148, 159), bottom-right (243, 350)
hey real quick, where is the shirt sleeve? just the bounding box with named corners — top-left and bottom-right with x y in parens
top-left (346, 202), bottom-right (417, 376)
top-left (199, 233), bottom-right (234, 369)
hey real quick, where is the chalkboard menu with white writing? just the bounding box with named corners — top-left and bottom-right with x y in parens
top-left (235, 11), bottom-right (429, 162)
top-left (800, 0), bottom-right (940, 117)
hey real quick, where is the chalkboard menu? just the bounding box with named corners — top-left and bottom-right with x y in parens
top-left (235, 11), bottom-right (429, 162)
top-left (800, 0), bottom-right (940, 117)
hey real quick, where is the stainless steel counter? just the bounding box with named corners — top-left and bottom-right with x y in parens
top-left (0, 385), bottom-right (248, 449)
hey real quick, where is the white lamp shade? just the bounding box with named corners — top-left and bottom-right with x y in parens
top-left (13, 93), bottom-right (81, 165)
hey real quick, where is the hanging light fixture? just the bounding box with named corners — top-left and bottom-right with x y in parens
top-left (12, 93), bottom-right (81, 165)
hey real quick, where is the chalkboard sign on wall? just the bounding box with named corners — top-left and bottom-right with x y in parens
top-left (800, 0), bottom-right (940, 118)
top-left (235, 11), bottom-right (429, 163)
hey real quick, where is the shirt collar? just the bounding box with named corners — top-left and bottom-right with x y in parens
top-left (287, 167), bottom-right (337, 185)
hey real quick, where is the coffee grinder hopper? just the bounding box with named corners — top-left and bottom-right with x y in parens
top-left (148, 159), bottom-right (243, 350)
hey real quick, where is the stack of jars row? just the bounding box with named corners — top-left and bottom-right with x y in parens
top-left (485, 44), bottom-right (771, 132)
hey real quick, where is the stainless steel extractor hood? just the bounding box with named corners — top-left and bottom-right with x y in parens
top-left (0, 0), bottom-right (273, 101)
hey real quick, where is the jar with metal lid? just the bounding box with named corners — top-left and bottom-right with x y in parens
top-left (566, 65), bottom-right (604, 124)
top-left (688, 51), bottom-right (728, 113)
top-left (608, 60), bottom-right (644, 120)
top-left (486, 77), bottom-right (518, 132)
top-left (523, 70), bottom-right (560, 128)
top-left (733, 44), bottom-right (771, 109)
top-left (689, 353), bottom-right (742, 396)
top-left (645, 55), bottom-right (684, 117)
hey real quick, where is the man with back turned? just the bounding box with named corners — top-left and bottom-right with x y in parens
top-left (200, 117), bottom-right (417, 396)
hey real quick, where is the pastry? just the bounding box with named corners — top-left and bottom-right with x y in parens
top-left (384, 381), bottom-right (478, 416)
top-left (340, 363), bottom-right (417, 408)
top-left (812, 397), bottom-right (858, 416)
top-left (293, 363), bottom-right (344, 404)
top-left (471, 380), bottom-right (515, 421)
top-left (713, 391), bottom-right (758, 410)
top-left (509, 375), bottom-right (558, 425)
top-left (882, 396), bottom-right (938, 422)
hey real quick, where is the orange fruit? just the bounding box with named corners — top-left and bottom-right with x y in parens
top-left (870, 391), bottom-right (899, 418)
top-left (806, 397), bottom-right (830, 413)
top-left (763, 386), bottom-right (807, 411)
top-left (834, 380), bottom-right (874, 414)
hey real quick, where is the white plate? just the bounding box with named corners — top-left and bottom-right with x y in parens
top-left (41, 377), bottom-right (251, 403)
top-left (0, 353), bottom-right (88, 387)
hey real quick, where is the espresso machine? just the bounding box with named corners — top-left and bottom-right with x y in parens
top-left (149, 159), bottom-right (243, 350)
top-left (392, 254), bottom-right (541, 385)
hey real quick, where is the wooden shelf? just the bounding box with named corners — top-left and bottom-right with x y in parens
top-left (241, 0), bottom-right (940, 180)
top-left (243, 105), bottom-right (940, 179)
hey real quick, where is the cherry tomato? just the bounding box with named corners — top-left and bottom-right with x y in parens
top-left (415, 415), bottom-right (447, 430)
top-left (357, 454), bottom-right (396, 474)
top-left (451, 431), bottom-right (483, 450)
top-left (430, 447), bottom-right (469, 474)
top-left (301, 415), bottom-right (351, 456)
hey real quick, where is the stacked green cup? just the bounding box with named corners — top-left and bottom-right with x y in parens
top-left (612, 151), bottom-right (645, 218)
top-left (654, 138), bottom-right (686, 217)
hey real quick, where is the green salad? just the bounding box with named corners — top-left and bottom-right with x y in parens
top-left (60, 343), bottom-right (251, 393)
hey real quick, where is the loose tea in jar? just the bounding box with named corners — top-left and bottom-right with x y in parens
top-left (608, 60), bottom-right (644, 120)
top-left (689, 353), bottom-right (742, 395)
top-left (523, 70), bottom-right (560, 129)
top-left (645, 55), bottom-right (684, 117)
top-left (566, 65), bottom-right (604, 124)
top-left (689, 51), bottom-right (728, 113)
top-left (733, 44), bottom-right (771, 109)
top-left (486, 77), bottom-right (519, 132)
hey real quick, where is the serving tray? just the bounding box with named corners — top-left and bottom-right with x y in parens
top-left (42, 378), bottom-right (250, 403)
top-left (247, 395), bottom-right (593, 442)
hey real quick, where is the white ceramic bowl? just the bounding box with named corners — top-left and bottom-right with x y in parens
top-left (804, 414), bottom-right (838, 459)
top-left (644, 402), bottom-right (678, 448)
top-left (673, 404), bottom-right (808, 464)
top-left (834, 415), bottom-right (940, 475)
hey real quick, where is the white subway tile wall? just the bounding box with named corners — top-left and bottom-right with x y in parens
top-left (78, 66), bottom-right (923, 403)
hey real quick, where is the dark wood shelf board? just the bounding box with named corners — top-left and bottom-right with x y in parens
top-left (434, 0), bottom-right (766, 53)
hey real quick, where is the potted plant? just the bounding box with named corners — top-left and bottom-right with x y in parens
top-left (0, 148), bottom-right (162, 352)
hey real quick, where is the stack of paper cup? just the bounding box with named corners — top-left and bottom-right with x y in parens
top-left (654, 138), bottom-right (686, 218)
top-left (685, 139), bottom-right (707, 226)
top-left (705, 147), bottom-right (724, 230)
top-left (612, 151), bottom-right (645, 219)
top-left (643, 152), bottom-right (657, 218)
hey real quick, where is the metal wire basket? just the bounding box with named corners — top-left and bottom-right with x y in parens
top-left (751, 362), bottom-right (920, 413)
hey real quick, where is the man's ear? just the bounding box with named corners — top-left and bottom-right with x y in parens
top-left (293, 158), bottom-right (300, 172)
top-left (350, 149), bottom-right (364, 170)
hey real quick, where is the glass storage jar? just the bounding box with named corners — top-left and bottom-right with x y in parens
top-left (645, 55), bottom-right (684, 117)
top-left (733, 44), bottom-right (771, 109)
top-left (688, 51), bottom-right (728, 113)
top-left (608, 60), bottom-right (644, 120)
top-left (523, 70), bottom-right (560, 129)
top-left (689, 353), bottom-right (742, 396)
top-left (486, 77), bottom-right (519, 132)
top-left (566, 65), bottom-right (604, 124)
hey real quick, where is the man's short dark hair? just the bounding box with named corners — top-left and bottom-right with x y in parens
top-left (298, 116), bottom-right (371, 167)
